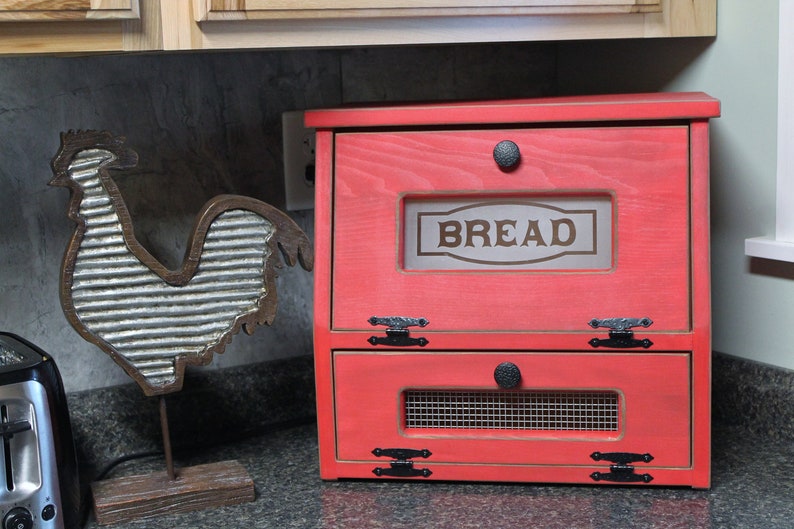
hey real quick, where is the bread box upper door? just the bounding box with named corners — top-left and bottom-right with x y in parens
top-left (331, 125), bottom-right (691, 333)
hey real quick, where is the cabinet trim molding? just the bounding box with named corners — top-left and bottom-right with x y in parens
top-left (194, 0), bottom-right (664, 21)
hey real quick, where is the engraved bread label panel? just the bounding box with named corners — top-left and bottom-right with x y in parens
top-left (403, 196), bottom-right (613, 271)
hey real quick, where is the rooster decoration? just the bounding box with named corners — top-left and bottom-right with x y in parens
top-left (50, 130), bottom-right (313, 397)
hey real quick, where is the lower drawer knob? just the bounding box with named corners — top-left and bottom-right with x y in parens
top-left (494, 362), bottom-right (521, 389)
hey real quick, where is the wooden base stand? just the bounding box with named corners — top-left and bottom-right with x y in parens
top-left (92, 459), bottom-right (255, 525)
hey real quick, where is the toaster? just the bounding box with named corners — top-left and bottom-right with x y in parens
top-left (0, 333), bottom-right (79, 529)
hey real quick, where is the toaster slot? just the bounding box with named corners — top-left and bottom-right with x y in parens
top-left (1, 404), bottom-right (32, 492)
top-left (0, 399), bottom-right (40, 496)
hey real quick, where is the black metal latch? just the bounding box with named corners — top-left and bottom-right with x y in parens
top-left (368, 316), bottom-right (429, 347)
top-left (589, 451), bottom-right (654, 483)
top-left (588, 317), bottom-right (653, 349)
top-left (372, 447), bottom-right (432, 478)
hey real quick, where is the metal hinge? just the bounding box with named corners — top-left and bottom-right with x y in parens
top-left (368, 316), bottom-right (429, 347)
top-left (589, 451), bottom-right (654, 483)
top-left (372, 447), bottom-right (432, 478)
top-left (588, 317), bottom-right (653, 349)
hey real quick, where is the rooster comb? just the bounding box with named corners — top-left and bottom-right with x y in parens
top-left (52, 129), bottom-right (138, 178)
top-left (60, 129), bottom-right (127, 148)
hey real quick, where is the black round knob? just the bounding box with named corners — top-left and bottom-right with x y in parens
top-left (493, 140), bottom-right (521, 170)
top-left (4, 508), bottom-right (33, 529)
top-left (494, 362), bottom-right (521, 389)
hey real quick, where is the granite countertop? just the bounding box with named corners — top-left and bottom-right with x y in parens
top-left (67, 353), bottom-right (794, 529)
top-left (80, 421), bottom-right (791, 529)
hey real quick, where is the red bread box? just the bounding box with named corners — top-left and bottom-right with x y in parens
top-left (306, 93), bottom-right (720, 488)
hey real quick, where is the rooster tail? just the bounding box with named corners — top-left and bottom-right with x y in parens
top-left (201, 194), bottom-right (314, 273)
top-left (240, 259), bottom-right (279, 334)
top-left (185, 195), bottom-right (313, 337)
top-left (276, 227), bottom-right (314, 272)
top-left (247, 198), bottom-right (312, 335)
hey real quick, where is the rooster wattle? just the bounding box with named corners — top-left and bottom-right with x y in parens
top-left (50, 130), bottom-right (313, 397)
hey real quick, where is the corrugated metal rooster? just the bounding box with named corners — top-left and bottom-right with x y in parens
top-left (50, 130), bottom-right (313, 397)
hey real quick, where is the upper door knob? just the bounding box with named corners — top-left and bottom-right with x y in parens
top-left (493, 140), bottom-right (521, 170)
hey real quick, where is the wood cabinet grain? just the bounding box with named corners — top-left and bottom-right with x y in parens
top-left (0, 0), bottom-right (715, 55)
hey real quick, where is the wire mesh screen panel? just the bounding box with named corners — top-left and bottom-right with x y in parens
top-left (404, 390), bottom-right (621, 431)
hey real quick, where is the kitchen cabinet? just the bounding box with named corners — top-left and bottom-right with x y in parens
top-left (0, 0), bottom-right (715, 55)
top-left (306, 93), bottom-right (720, 487)
top-left (172, 0), bottom-right (715, 50)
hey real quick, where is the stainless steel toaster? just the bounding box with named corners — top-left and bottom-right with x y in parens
top-left (0, 333), bottom-right (79, 529)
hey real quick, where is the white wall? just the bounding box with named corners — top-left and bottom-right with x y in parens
top-left (560, 0), bottom-right (791, 369)
top-left (668, 1), bottom-right (788, 369)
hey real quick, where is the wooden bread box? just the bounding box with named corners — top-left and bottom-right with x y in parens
top-left (306, 93), bottom-right (720, 487)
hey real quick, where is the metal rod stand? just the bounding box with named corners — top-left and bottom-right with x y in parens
top-left (159, 396), bottom-right (176, 481)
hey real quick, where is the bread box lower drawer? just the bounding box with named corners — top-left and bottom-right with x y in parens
top-left (332, 351), bottom-right (691, 481)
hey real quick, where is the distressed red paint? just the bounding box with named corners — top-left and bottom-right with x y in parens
top-left (307, 93), bottom-right (719, 488)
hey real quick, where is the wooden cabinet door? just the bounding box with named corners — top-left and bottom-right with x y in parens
top-left (0, 1), bottom-right (139, 21)
top-left (0, 0), bottom-right (143, 55)
top-left (331, 125), bottom-right (691, 333)
top-left (181, 0), bottom-right (715, 50)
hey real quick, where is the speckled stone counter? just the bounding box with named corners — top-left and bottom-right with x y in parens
top-left (78, 422), bottom-right (792, 529)
top-left (69, 353), bottom-right (794, 529)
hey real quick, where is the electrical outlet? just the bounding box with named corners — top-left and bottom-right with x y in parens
top-left (282, 110), bottom-right (316, 211)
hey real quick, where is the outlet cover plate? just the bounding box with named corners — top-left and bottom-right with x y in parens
top-left (283, 110), bottom-right (315, 211)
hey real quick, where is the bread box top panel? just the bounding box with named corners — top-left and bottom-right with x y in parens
top-left (331, 125), bottom-right (691, 333)
top-left (305, 92), bottom-right (720, 130)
